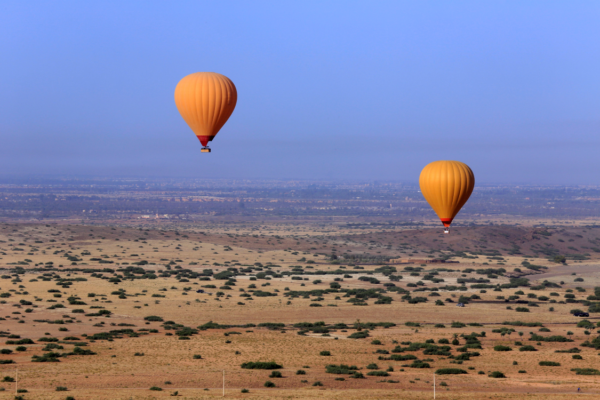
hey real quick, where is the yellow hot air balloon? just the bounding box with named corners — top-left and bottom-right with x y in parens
top-left (419, 160), bottom-right (475, 233)
top-left (174, 72), bottom-right (237, 153)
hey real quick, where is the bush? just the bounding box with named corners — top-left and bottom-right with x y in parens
top-left (296, 369), bottom-right (306, 375)
top-left (519, 345), bottom-right (537, 351)
top-left (529, 334), bottom-right (572, 342)
top-left (572, 354), bottom-right (583, 359)
top-left (515, 307), bottom-right (529, 313)
top-left (539, 361), bottom-right (560, 366)
top-left (494, 345), bottom-right (512, 352)
top-left (436, 368), bottom-right (467, 375)
top-left (6, 339), bottom-right (34, 345)
top-left (326, 364), bottom-right (358, 374)
top-left (408, 361), bottom-right (430, 368)
top-left (571, 368), bottom-right (600, 375)
top-left (241, 361), bottom-right (282, 370)
top-left (489, 371), bottom-right (505, 378)
top-left (56, 386), bottom-right (68, 391)
top-left (577, 320), bottom-right (594, 329)
top-left (144, 316), bottom-right (163, 322)
top-left (193, 354), bottom-right (202, 359)
top-left (269, 371), bottom-right (282, 378)
top-left (149, 386), bottom-right (162, 391)
top-left (312, 381), bottom-right (323, 386)
top-left (348, 330), bottom-right (370, 339)
top-left (320, 351), bottom-right (331, 356)
top-left (264, 381), bottom-right (275, 388)
top-left (366, 363), bottom-right (379, 369)
top-left (367, 370), bottom-right (389, 376)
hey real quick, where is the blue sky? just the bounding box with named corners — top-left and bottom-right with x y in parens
top-left (1, 1), bottom-right (599, 183)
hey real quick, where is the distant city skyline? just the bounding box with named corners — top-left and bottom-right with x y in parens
top-left (1, 1), bottom-right (599, 184)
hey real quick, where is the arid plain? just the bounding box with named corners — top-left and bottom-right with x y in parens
top-left (0, 218), bottom-right (599, 399)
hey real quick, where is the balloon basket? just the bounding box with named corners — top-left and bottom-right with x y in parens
top-left (444, 228), bottom-right (449, 234)
top-left (201, 147), bottom-right (211, 153)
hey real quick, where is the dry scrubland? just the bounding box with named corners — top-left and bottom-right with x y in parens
top-left (0, 221), bottom-right (599, 399)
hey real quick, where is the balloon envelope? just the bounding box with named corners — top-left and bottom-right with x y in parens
top-left (174, 72), bottom-right (237, 147)
top-left (419, 160), bottom-right (475, 227)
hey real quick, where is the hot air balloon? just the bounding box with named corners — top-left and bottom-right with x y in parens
top-left (174, 72), bottom-right (237, 153)
top-left (419, 160), bottom-right (475, 233)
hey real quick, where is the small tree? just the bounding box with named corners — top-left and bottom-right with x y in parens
top-left (552, 255), bottom-right (566, 264)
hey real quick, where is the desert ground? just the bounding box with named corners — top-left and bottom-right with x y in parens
top-left (0, 218), bottom-right (599, 399)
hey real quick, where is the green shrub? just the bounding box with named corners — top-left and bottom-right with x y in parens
top-left (408, 361), bottom-right (430, 368)
top-left (149, 386), bottom-right (162, 391)
top-left (366, 363), bottom-right (379, 370)
top-left (555, 347), bottom-right (580, 353)
top-left (6, 339), bottom-right (34, 345)
top-left (529, 334), bottom-right (572, 342)
top-left (296, 369), bottom-right (306, 375)
top-left (144, 316), bottom-right (163, 322)
top-left (320, 351), bottom-right (331, 356)
top-left (269, 371), bottom-right (282, 378)
top-left (56, 386), bottom-right (68, 391)
top-left (577, 320), bottom-right (594, 329)
top-left (489, 371), bottom-right (505, 378)
top-left (264, 381), bottom-right (275, 387)
top-left (436, 368), bottom-right (467, 375)
top-left (367, 370), bottom-right (389, 376)
top-left (326, 364), bottom-right (358, 374)
top-left (348, 330), bottom-right (370, 339)
top-left (571, 368), bottom-right (600, 375)
top-left (241, 361), bottom-right (282, 370)
top-left (519, 345), bottom-right (537, 351)
top-left (494, 345), bottom-right (512, 352)
top-left (539, 361), bottom-right (560, 366)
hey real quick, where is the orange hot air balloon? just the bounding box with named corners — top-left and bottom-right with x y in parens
top-left (419, 160), bottom-right (475, 233)
top-left (174, 72), bottom-right (237, 153)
